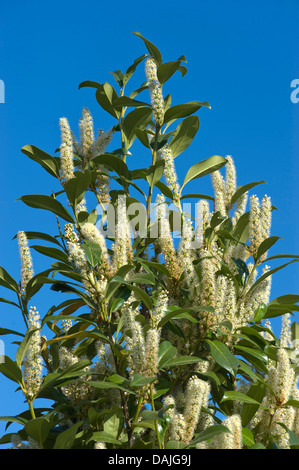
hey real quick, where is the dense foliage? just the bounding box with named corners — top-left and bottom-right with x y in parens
top-left (1, 32), bottom-right (299, 450)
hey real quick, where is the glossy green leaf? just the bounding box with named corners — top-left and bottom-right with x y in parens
top-left (91, 154), bottom-right (130, 180)
top-left (0, 267), bottom-right (20, 293)
top-left (164, 101), bottom-right (210, 124)
top-left (25, 416), bottom-right (53, 447)
top-left (168, 115), bottom-right (200, 158)
top-left (182, 155), bottom-right (227, 189)
top-left (82, 240), bottom-right (102, 267)
top-left (187, 425), bottom-right (231, 448)
top-left (132, 31), bottom-right (163, 65)
top-left (15, 231), bottom-right (62, 247)
top-left (205, 339), bottom-right (238, 376)
top-left (242, 428), bottom-right (255, 447)
top-left (64, 170), bottom-right (91, 206)
top-left (31, 245), bottom-right (69, 263)
top-left (157, 60), bottom-right (186, 84)
top-left (21, 145), bottom-right (59, 179)
top-left (255, 236), bottom-right (281, 262)
top-left (230, 180), bottom-right (266, 207)
top-left (123, 54), bottom-right (148, 85)
top-left (53, 421), bottom-right (83, 449)
top-left (122, 107), bottom-right (152, 148)
top-left (158, 341), bottom-right (178, 369)
top-left (95, 82), bottom-right (120, 119)
top-left (0, 356), bottom-right (22, 384)
top-left (253, 302), bottom-right (268, 322)
top-left (16, 328), bottom-right (39, 367)
top-left (161, 355), bottom-right (202, 369)
top-left (221, 391), bottom-right (260, 405)
top-left (113, 96), bottom-right (150, 109)
top-left (18, 194), bottom-right (74, 223)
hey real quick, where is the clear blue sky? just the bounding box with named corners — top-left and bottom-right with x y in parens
top-left (0, 0), bottom-right (298, 443)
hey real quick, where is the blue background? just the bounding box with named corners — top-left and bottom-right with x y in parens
top-left (0, 0), bottom-right (298, 444)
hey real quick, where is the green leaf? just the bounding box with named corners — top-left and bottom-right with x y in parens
top-left (135, 128), bottom-right (151, 148)
top-left (25, 416), bottom-right (53, 447)
top-left (205, 339), bottom-right (238, 376)
top-left (113, 96), bottom-right (150, 109)
top-left (122, 107), bottom-right (152, 148)
top-left (132, 31), bottom-right (163, 65)
top-left (0, 327), bottom-right (24, 337)
top-left (233, 344), bottom-right (267, 362)
top-left (91, 154), bottom-right (130, 180)
top-left (86, 431), bottom-right (122, 445)
top-left (247, 260), bottom-right (299, 299)
top-left (130, 374), bottom-right (156, 388)
top-left (168, 115), bottom-right (200, 158)
top-left (157, 60), bottom-right (186, 84)
top-left (0, 298), bottom-right (20, 308)
top-left (21, 145), bottom-right (59, 179)
top-left (81, 240), bottom-right (102, 267)
top-left (64, 170), bottom-right (91, 207)
top-left (123, 54), bottom-right (148, 85)
top-left (18, 194), bottom-right (74, 223)
top-left (31, 245), bottom-right (69, 263)
top-left (146, 160), bottom-right (165, 186)
top-left (232, 257), bottom-right (249, 286)
top-left (161, 355), bottom-right (202, 369)
top-left (89, 380), bottom-right (135, 394)
top-left (253, 302), bottom-right (268, 322)
top-left (241, 382), bottom-right (266, 426)
top-left (128, 272), bottom-right (155, 285)
top-left (158, 341), bottom-right (178, 369)
top-left (277, 423), bottom-right (299, 448)
top-left (16, 328), bottom-right (39, 367)
top-left (53, 421), bottom-right (83, 449)
top-left (221, 391), bottom-right (260, 405)
top-left (15, 231), bottom-right (61, 246)
top-left (164, 101), bottom-right (210, 124)
top-left (0, 356), bottom-right (22, 384)
top-left (230, 181), bottom-right (266, 207)
top-left (95, 82), bottom-right (120, 119)
top-left (110, 69), bottom-right (124, 88)
top-left (242, 428), bottom-right (255, 447)
top-left (182, 155), bottom-right (227, 189)
top-left (0, 266), bottom-right (20, 293)
top-left (103, 408), bottom-right (123, 439)
top-left (187, 425), bottom-right (231, 448)
top-left (255, 236), bottom-right (281, 262)
top-left (180, 193), bottom-right (214, 201)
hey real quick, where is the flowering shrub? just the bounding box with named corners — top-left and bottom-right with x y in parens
top-left (1, 32), bottom-right (299, 450)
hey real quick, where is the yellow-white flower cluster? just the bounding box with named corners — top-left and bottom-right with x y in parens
top-left (17, 231), bottom-right (34, 296)
top-left (145, 57), bottom-right (164, 127)
top-left (164, 376), bottom-right (210, 444)
top-left (23, 307), bottom-right (43, 400)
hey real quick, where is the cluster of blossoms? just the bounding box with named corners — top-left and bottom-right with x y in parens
top-left (144, 57), bottom-right (164, 127)
top-left (153, 155), bottom-right (273, 350)
top-left (122, 289), bottom-right (168, 393)
top-left (246, 314), bottom-right (299, 449)
top-left (59, 107), bottom-right (114, 204)
top-left (164, 376), bottom-right (210, 444)
top-left (23, 307), bottom-right (43, 400)
top-left (157, 146), bottom-right (181, 206)
top-left (17, 231), bottom-right (34, 296)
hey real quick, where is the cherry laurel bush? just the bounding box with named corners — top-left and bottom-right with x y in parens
top-left (1, 32), bottom-right (299, 451)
